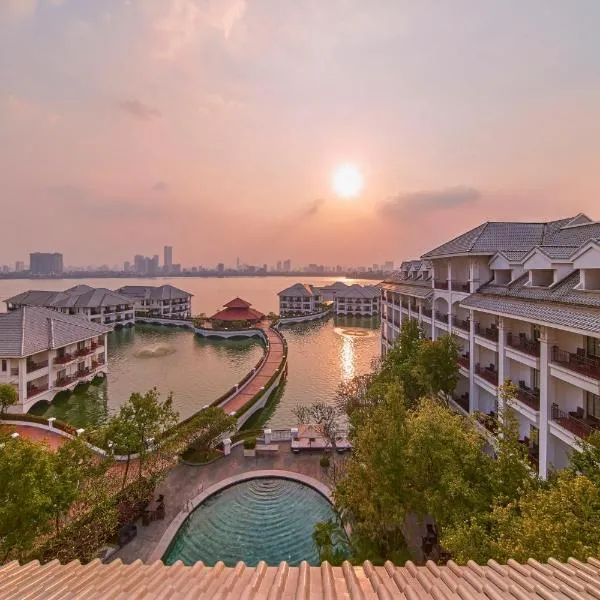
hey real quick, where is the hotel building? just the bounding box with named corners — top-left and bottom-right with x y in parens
top-left (117, 284), bottom-right (193, 319)
top-left (331, 283), bottom-right (380, 316)
top-left (0, 306), bottom-right (110, 413)
top-left (381, 214), bottom-right (600, 478)
top-left (5, 285), bottom-right (135, 328)
top-left (278, 283), bottom-right (323, 316)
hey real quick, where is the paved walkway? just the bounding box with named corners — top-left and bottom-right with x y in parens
top-left (0, 424), bottom-right (67, 450)
top-left (220, 323), bottom-right (285, 414)
top-left (112, 442), bottom-right (342, 564)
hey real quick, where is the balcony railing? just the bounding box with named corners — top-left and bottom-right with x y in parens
top-left (54, 353), bottom-right (74, 365)
top-left (475, 323), bottom-right (499, 342)
top-left (551, 404), bottom-right (600, 439)
top-left (422, 308), bottom-right (432, 318)
top-left (506, 332), bottom-right (540, 357)
top-left (434, 280), bottom-right (448, 290)
top-left (76, 367), bottom-right (92, 378)
top-left (551, 347), bottom-right (600, 380)
top-left (26, 359), bottom-right (48, 373)
top-left (401, 302), bottom-right (409, 310)
top-left (513, 385), bottom-right (540, 411)
top-left (74, 347), bottom-right (92, 357)
top-left (457, 355), bottom-right (470, 369)
top-left (452, 393), bottom-right (470, 412)
top-left (27, 383), bottom-right (49, 398)
top-left (55, 375), bottom-right (76, 388)
top-left (10, 367), bottom-right (19, 376)
top-left (475, 364), bottom-right (498, 385)
top-left (451, 281), bottom-right (470, 293)
top-left (434, 311), bottom-right (448, 323)
top-left (451, 316), bottom-right (470, 332)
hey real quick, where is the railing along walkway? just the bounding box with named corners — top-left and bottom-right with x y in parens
top-left (220, 323), bottom-right (285, 415)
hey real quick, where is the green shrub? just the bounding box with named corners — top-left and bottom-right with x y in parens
top-left (320, 455), bottom-right (330, 469)
top-left (243, 437), bottom-right (256, 450)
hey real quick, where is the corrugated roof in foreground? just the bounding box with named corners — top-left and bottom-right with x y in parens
top-left (1, 557), bottom-right (600, 599)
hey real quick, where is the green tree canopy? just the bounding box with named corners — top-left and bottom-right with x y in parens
top-left (0, 384), bottom-right (18, 414)
top-left (183, 407), bottom-right (237, 453)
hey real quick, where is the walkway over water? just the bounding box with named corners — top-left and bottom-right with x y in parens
top-left (219, 323), bottom-right (286, 416)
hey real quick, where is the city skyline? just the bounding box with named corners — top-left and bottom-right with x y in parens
top-left (1, 1), bottom-right (600, 266)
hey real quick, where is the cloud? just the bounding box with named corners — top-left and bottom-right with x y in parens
top-left (46, 185), bottom-right (168, 220)
top-left (0, 0), bottom-right (67, 20)
top-left (208, 0), bottom-right (246, 39)
top-left (118, 100), bottom-right (162, 122)
top-left (197, 92), bottom-right (245, 114)
top-left (152, 181), bottom-right (169, 192)
top-left (153, 0), bottom-right (201, 58)
top-left (379, 186), bottom-right (481, 218)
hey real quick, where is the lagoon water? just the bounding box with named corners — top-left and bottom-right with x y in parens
top-left (0, 277), bottom-right (380, 428)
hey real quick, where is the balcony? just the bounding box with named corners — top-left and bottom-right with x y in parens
top-left (26, 359), bottom-right (48, 374)
top-left (475, 363), bottom-right (498, 386)
top-left (422, 307), bottom-right (432, 318)
top-left (75, 347), bottom-right (92, 358)
top-left (55, 375), bottom-right (76, 388)
top-left (54, 353), bottom-right (74, 365)
top-left (513, 384), bottom-right (540, 411)
top-left (506, 332), bottom-right (540, 357)
top-left (10, 367), bottom-right (19, 377)
top-left (434, 311), bottom-right (448, 323)
top-left (27, 383), bottom-right (48, 399)
top-left (457, 354), bottom-right (470, 369)
top-left (452, 393), bottom-right (470, 413)
top-left (434, 280), bottom-right (448, 290)
top-left (475, 323), bottom-right (499, 342)
top-left (551, 404), bottom-right (600, 439)
top-left (451, 316), bottom-right (470, 332)
top-left (450, 281), bottom-right (470, 293)
top-left (76, 367), bottom-right (92, 378)
top-left (551, 347), bottom-right (600, 380)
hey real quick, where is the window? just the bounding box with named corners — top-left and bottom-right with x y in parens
top-left (586, 392), bottom-right (600, 421)
top-left (587, 336), bottom-right (600, 359)
top-left (1, 360), bottom-right (6, 372)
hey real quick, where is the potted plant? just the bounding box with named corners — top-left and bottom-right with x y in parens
top-left (243, 437), bottom-right (257, 457)
top-left (319, 455), bottom-right (330, 470)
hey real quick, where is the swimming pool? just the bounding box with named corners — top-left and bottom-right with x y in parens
top-left (162, 477), bottom-right (337, 566)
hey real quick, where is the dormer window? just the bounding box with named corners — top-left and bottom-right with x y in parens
top-left (530, 269), bottom-right (554, 287)
top-left (422, 270), bottom-right (429, 279)
top-left (581, 269), bottom-right (600, 291)
top-left (493, 269), bottom-right (512, 285)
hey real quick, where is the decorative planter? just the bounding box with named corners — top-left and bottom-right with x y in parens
top-left (243, 449), bottom-right (256, 457)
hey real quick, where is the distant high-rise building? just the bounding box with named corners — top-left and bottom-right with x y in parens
top-left (124, 261), bottom-right (130, 273)
top-left (15, 261), bottom-right (25, 272)
top-left (276, 260), bottom-right (282, 272)
top-left (383, 260), bottom-right (394, 272)
top-left (29, 252), bottom-right (63, 275)
top-left (134, 254), bottom-right (145, 273)
top-left (150, 255), bottom-right (159, 275)
top-left (373, 263), bottom-right (379, 272)
top-left (217, 262), bottom-right (225, 273)
top-left (236, 257), bottom-right (240, 271)
top-left (283, 259), bottom-right (291, 272)
top-left (164, 246), bottom-right (173, 271)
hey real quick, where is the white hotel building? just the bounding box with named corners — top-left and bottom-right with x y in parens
top-left (0, 307), bottom-right (110, 413)
top-left (381, 214), bottom-right (600, 478)
top-left (117, 285), bottom-right (193, 319)
top-left (278, 283), bottom-right (323, 316)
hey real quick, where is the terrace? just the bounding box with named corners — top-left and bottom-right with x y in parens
top-left (475, 363), bottom-right (498, 386)
top-left (551, 347), bottom-right (600, 380)
top-left (451, 315), bottom-right (470, 332)
top-left (434, 279), bottom-right (448, 290)
top-left (475, 322), bottom-right (499, 342)
top-left (450, 281), bottom-right (470, 293)
top-left (513, 382), bottom-right (540, 411)
top-left (457, 353), bottom-right (470, 369)
top-left (26, 358), bottom-right (48, 373)
top-left (551, 404), bottom-right (600, 439)
top-left (506, 332), bottom-right (540, 357)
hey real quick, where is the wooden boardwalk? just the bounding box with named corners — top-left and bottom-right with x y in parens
top-left (219, 323), bottom-right (286, 415)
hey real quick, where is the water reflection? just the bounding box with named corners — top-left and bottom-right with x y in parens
top-left (341, 335), bottom-right (355, 381)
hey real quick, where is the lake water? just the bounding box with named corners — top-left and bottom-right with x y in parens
top-left (0, 277), bottom-right (380, 428)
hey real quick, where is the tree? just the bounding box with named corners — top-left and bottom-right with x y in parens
top-left (0, 436), bottom-right (55, 560)
top-left (414, 335), bottom-right (459, 399)
top-left (570, 430), bottom-right (600, 486)
top-left (0, 383), bottom-right (18, 415)
top-left (313, 519), bottom-right (348, 565)
top-left (107, 388), bottom-right (178, 482)
top-left (183, 407), bottom-right (237, 454)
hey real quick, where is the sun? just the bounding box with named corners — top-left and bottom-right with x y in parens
top-left (332, 163), bottom-right (363, 199)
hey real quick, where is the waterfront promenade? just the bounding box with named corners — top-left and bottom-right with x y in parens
top-left (220, 322), bottom-right (285, 415)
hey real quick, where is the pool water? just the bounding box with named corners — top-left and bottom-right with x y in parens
top-left (163, 478), bottom-right (338, 566)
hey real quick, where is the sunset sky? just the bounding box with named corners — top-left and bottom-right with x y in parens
top-left (1, 0), bottom-right (599, 268)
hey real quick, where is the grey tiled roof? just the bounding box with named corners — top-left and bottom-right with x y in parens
top-left (0, 307), bottom-right (110, 357)
top-left (117, 284), bottom-right (192, 300)
top-left (422, 215), bottom-right (599, 258)
top-left (5, 287), bottom-right (133, 309)
top-left (277, 283), bottom-right (316, 297)
top-left (381, 281), bottom-right (434, 299)
top-left (461, 294), bottom-right (600, 333)
top-left (479, 271), bottom-right (600, 308)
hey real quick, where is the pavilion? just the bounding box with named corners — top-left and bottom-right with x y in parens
top-left (208, 297), bottom-right (264, 327)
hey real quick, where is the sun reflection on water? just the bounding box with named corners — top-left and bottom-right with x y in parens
top-left (341, 334), bottom-right (355, 381)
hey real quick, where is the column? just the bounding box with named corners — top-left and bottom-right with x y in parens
top-left (18, 358), bottom-right (27, 409)
top-left (497, 317), bottom-right (507, 417)
top-left (398, 294), bottom-right (403, 329)
top-left (223, 438), bottom-right (232, 456)
top-left (469, 309), bottom-right (477, 413)
top-left (264, 428), bottom-right (272, 445)
top-left (447, 262), bottom-right (453, 335)
top-left (538, 326), bottom-right (554, 479)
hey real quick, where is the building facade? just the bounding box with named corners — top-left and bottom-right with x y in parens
top-left (380, 214), bottom-right (600, 478)
top-left (5, 285), bottom-right (135, 328)
top-left (117, 284), bottom-right (193, 318)
top-left (328, 283), bottom-right (380, 316)
top-left (29, 252), bottom-right (63, 275)
top-left (278, 283), bottom-right (323, 315)
top-left (0, 307), bottom-right (110, 413)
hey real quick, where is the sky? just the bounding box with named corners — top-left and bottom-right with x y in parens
top-left (1, 0), bottom-right (599, 269)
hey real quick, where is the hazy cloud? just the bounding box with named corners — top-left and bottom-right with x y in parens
top-left (198, 93), bottom-right (245, 114)
top-left (152, 181), bottom-right (169, 192)
top-left (118, 100), bottom-right (162, 122)
top-left (0, 0), bottom-right (68, 20)
top-left (302, 198), bottom-right (325, 218)
top-left (380, 186), bottom-right (481, 218)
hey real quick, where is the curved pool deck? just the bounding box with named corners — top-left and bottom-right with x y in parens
top-left (111, 441), bottom-right (342, 564)
top-left (150, 470), bottom-right (332, 563)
